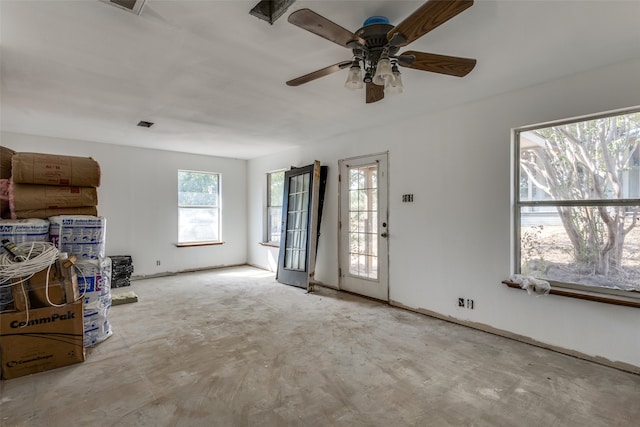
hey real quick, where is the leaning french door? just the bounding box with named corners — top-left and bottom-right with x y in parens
top-left (338, 153), bottom-right (389, 301)
top-left (277, 161), bottom-right (324, 290)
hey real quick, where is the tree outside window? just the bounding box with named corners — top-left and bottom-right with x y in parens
top-left (516, 109), bottom-right (640, 293)
top-left (178, 170), bottom-right (220, 243)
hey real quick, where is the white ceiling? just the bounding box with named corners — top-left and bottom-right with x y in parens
top-left (1, 0), bottom-right (639, 159)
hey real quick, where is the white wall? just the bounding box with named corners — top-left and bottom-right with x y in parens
top-left (248, 59), bottom-right (640, 371)
top-left (1, 133), bottom-right (247, 276)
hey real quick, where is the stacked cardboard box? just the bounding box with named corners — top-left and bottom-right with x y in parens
top-left (111, 255), bottom-right (134, 288)
top-left (0, 301), bottom-right (85, 380)
top-left (0, 258), bottom-right (84, 380)
top-left (6, 152), bottom-right (101, 219)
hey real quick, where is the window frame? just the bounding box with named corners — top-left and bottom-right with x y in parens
top-left (512, 106), bottom-right (640, 302)
top-left (264, 169), bottom-right (285, 246)
top-left (177, 169), bottom-right (221, 245)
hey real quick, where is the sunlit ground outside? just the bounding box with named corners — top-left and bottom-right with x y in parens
top-left (521, 223), bottom-right (640, 292)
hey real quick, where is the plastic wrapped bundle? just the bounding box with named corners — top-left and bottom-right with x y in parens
top-left (0, 218), bottom-right (49, 255)
top-left (49, 215), bottom-right (106, 260)
top-left (76, 257), bottom-right (113, 347)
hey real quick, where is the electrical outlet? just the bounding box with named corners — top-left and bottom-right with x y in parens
top-left (156, 260), bottom-right (161, 266)
top-left (467, 299), bottom-right (474, 309)
top-left (458, 298), bottom-right (465, 307)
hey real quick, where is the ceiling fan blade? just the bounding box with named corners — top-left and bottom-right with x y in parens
top-left (388, 0), bottom-right (474, 47)
top-left (286, 61), bottom-right (352, 86)
top-left (398, 51), bottom-right (476, 77)
top-left (288, 8), bottom-right (365, 48)
top-left (366, 83), bottom-right (385, 104)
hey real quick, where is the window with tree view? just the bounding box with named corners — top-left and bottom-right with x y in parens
top-left (515, 108), bottom-right (640, 296)
top-left (266, 170), bottom-right (285, 244)
top-left (178, 170), bottom-right (220, 244)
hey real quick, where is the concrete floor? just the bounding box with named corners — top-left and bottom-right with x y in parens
top-left (1, 265), bottom-right (639, 426)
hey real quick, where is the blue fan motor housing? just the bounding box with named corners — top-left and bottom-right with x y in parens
top-left (363, 16), bottom-right (390, 27)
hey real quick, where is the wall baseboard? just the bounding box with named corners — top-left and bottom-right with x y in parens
top-left (130, 263), bottom-right (248, 281)
top-left (390, 299), bottom-right (639, 375)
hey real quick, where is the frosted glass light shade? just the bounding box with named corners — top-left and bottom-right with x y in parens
top-left (344, 65), bottom-right (364, 90)
top-left (372, 58), bottom-right (393, 86)
top-left (385, 70), bottom-right (404, 94)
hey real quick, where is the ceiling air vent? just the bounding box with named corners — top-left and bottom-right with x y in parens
top-left (250, 0), bottom-right (296, 25)
top-left (99, 0), bottom-right (146, 15)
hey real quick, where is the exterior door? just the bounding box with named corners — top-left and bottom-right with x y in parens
top-left (339, 153), bottom-right (389, 301)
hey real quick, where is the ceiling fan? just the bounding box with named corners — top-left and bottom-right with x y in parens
top-left (286, 0), bottom-right (477, 104)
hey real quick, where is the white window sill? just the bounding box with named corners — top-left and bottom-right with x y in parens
top-left (175, 241), bottom-right (224, 248)
top-left (259, 242), bottom-right (280, 248)
top-left (502, 280), bottom-right (640, 308)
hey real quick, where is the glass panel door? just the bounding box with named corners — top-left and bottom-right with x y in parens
top-left (339, 153), bottom-right (389, 301)
top-left (348, 164), bottom-right (378, 279)
top-left (277, 161), bottom-right (326, 289)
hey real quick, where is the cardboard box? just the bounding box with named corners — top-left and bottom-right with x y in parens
top-left (0, 301), bottom-right (85, 380)
top-left (11, 184), bottom-right (98, 211)
top-left (11, 259), bottom-right (80, 311)
top-left (11, 152), bottom-right (101, 187)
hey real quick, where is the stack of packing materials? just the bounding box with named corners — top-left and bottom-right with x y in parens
top-left (7, 152), bottom-right (101, 219)
top-left (110, 255), bottom-right (134, 288)
top-left (49, 215), bottom-right (112, 347)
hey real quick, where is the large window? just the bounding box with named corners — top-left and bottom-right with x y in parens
top-left (514, 107), bottom-right (640, 297)
top-left (266, 170), bottom-right (285, 244)
top-left (178, 170), bottom-right (220, 244)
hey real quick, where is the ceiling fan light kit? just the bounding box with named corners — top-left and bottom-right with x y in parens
top-left (287, 0), bottom-right (477, 104)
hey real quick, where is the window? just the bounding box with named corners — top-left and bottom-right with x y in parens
top-left (266, 170), bottom-right (284, 244)
top-left (178, 170), bottom-right (220, 244)
top-left (514, 107), bottom-right (640, 297)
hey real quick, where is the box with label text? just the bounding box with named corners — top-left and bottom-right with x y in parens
top-left (0, 301), bottom-right (85, 380)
